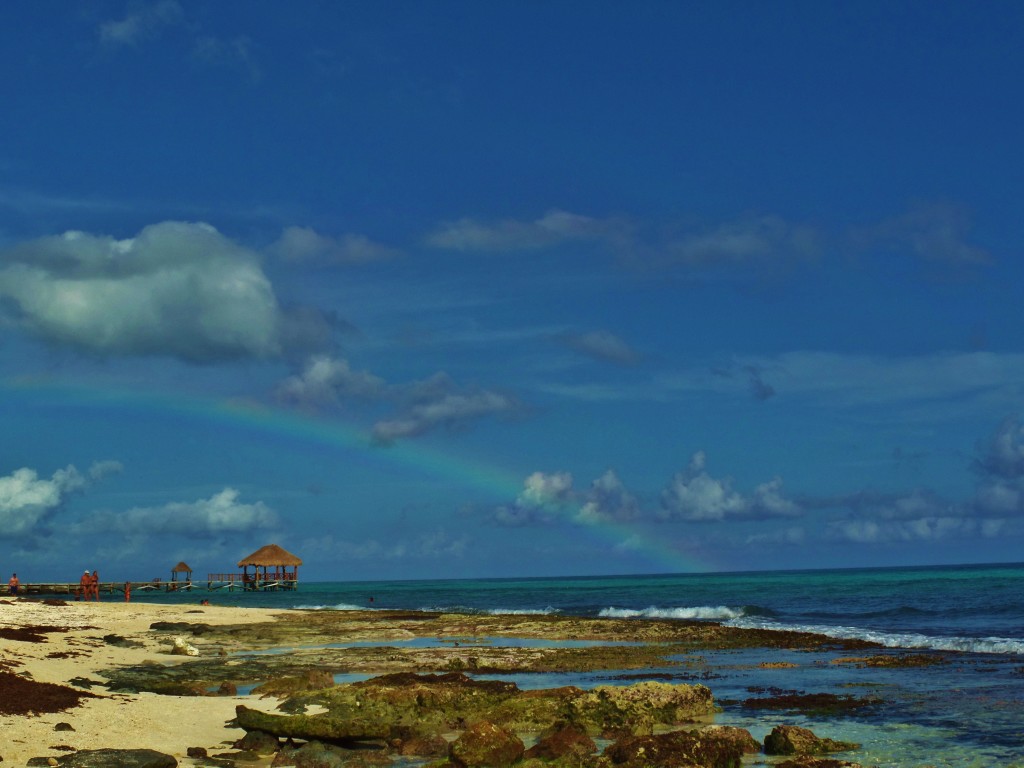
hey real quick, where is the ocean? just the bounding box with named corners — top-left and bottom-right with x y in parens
top-left (136, 562), bottom-right (1024, 766)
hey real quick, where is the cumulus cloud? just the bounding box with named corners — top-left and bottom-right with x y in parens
top-left (88, 488), bottom-right (277, 537)
top-left (372, 387), bottom-right (518, 444)
top-left (98, 0), bottom-right (183, 46)
top-left (269, 226), bottom-right (399, 264)
top-left (975, 417), bottom-right (1024, 480)
top-left (493, 471), bottom-right (574, 526)
top-left (659, 451), bottom-right (801, 522)
top-left (560, 330), bottom-right (640, 365)
top-left (0, 462), bottom-right (120, 538)
top-left (0, 221), bottom-right (326, 363)
top-left (576, 469), bottom-right (640, 524)
top-left (425, 209), bottom-right (625, 252)
top-left (277, 354), bottom-right (386, 407)
top-left (972, 417), bottom-right (1024, 516)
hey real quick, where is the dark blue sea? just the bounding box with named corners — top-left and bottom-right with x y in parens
top-left (138, 562), bottom-right (1024, 766)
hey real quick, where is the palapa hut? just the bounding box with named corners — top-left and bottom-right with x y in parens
top-left (237, 543), bottom-right (302, 590)
top-left (170, 561), bottom-right (193, 584)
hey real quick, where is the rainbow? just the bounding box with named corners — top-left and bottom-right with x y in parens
top-left (2, 377), bottom-right (713, 574)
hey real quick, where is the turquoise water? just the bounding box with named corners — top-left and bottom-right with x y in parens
top-left (137, 562), bottom-right (1024, 765)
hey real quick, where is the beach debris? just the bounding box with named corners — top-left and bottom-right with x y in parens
top-left (449, 720), bottom-right (525, 768)
top-left (169, 636), bottom-right (199, 656)
top-left (0, 671), bottom-right (100, 715)
top-left (775, 757), bottom-right (864, 768)
top-left (24, 748), bottom-right (177, 767)
top-left (764, 725), bottom-right (860, 756)
top-left (54, 722), bottom-right (75, 731)
top-left (0, 624), bottom-right (72, 643)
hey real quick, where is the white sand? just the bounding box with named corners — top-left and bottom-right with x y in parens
top-left (0, 597), bottom-right (288, 765)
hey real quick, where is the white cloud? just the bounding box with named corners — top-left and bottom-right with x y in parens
top-left (745, 526), bottom-right (806, 546)
top-left (976, 417), bottom-right (1024, 480)
top-left (830, 515), bottom-right (1002, 544)
top-left (561, 330), bottom-right (639, 365)
top-left (665, 215), bottom-right (817, 269)
top-left (855, 202), bottom-right (991, 267)
top-left (659, 451), bottom-right (801, 522)
top-left (425, 209), bottom-right (623, 252)
top-left (0, 462), bottom-right (118, 537)
top-left (372, 389), bottom-right (518, 443)
top-left (492, 471), bottom-right (575, 526)
top-left (277, 354), bottom-right (386, 407)
top-left (576, 469), bottom-right (640, 524)
top-left (0, 221), bottom-right (312, 363)
top-left (98, 0), bottom-right (183, 46)
top-left (270, 226), bottom-right (399, 264)
top-left (657, 351), bottom-right (1024, 409)
top-left (91, 488), bottom-right (277, 537)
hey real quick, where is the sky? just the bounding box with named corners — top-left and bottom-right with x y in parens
top-left (2, 1), bottom-right (1024, 582)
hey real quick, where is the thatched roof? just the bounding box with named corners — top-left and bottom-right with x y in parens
top-left (237, 544), bottom-right (303, 567)
top-left (171, 561), bottom-right (192, 573)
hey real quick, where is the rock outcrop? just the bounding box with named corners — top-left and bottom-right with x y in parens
top-left (763, 725), bottom-right (860, 756)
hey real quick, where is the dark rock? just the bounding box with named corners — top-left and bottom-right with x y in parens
top-left (764, 725), bottom-right (860, 756)
top-left (185, 747), bottom-right (207, 758)
top-left (523, 723), bottom-right (596, 761)
top-left (28, 749), bottom-right (178, 767)
top-left (148, 621), bottom-right (213, 635)
top-left (700, 725), bottom-right (761, 754)
top-left (218, 681), bottom-right (238, 696)
top-left (233, 729), bottom-right (281, 754)
top-left (102, 634), bottom-right (144, 648)
top-left (449, 721), bottom-right (524, 768)
top-left (603, 728), bottom-right (748, 768)
top-left (214, 750), bottom-right (262, 762)
top-left (394, 733), bottom-right (449, 757)
top-left (288, 740), bottom-right (351, 767)
top-left (54, 722), bottom-right (75, 731)
top-left (235, 704), bottom-right (391, 743)
top-left (567, 681), bottom-right (715, 737)
top-left (251, 669), bottom-right (335, 696)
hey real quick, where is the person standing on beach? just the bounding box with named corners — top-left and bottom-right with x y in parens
top-left (8, 573), bottom-right (19, 596)
top-left (78, 570), bottom-right (90, 601)
top-left (90, 570), bottom-right (100, 601)
top-left (124, 581), bottom-right (131, 602)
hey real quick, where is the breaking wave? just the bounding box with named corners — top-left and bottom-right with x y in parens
top-left (598, 605), bottom-right (749, 620)
top-left (725, 616), bottom-right (1024, 655)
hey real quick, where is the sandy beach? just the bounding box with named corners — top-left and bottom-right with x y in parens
top-left (0, 596), bottom-right (286, 765)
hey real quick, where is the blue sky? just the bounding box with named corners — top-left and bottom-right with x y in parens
top-left (2, 1), bottom-right (1024, 582)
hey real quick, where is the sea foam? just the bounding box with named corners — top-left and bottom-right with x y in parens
top-left (724, 616), bottom-right (1024, 655)
top-left (599, 605), bottom-right (746, 620)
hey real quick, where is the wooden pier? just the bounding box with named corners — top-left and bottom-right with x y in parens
top-left (3, 543), bottom-right (303, 598)
top-left (3, 577), bottom-right (296, 597)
